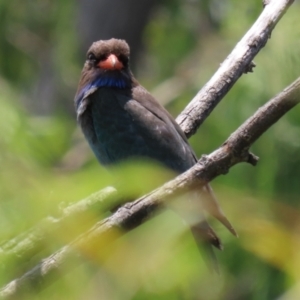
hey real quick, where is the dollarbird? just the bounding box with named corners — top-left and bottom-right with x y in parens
top-left (74, 38), bottom-right (236, 253)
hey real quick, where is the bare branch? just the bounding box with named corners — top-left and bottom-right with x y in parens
top-left (176, 0), bottom-right (294, 138)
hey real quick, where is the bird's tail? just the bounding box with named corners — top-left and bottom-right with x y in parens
top-left (190, 220), bottom-right (221, 272)
top-left (184, 183), bottom-right (237, 271)
top-left (200, 184), bottom-right (237, 237)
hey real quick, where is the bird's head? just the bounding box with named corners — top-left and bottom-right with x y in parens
top-left (85, 38), bottom-right (130, 75)
top-left (75, 39), bottom-right (133, 109)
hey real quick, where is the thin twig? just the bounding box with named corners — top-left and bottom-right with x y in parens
top-left (0, 187), bottom-right (117, 268)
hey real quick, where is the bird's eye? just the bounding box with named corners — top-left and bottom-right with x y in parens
top-left (87, 53), bottom-right (97, 62)
top-left (99, 54), bottom-right (107, 61)
top-left (118, 54), bottom-right (129, 66)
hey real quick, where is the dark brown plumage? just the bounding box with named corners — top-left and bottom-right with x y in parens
top-left (74, 38), bottom-right (237, 256)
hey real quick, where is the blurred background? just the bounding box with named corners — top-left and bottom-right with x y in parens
top-left (1, 0), bottom-right (300, 299)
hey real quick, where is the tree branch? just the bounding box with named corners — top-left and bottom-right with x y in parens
top-left (176, 0), bottom-right (294, 138)
top-left (0, 187), bottom-right (117, 269)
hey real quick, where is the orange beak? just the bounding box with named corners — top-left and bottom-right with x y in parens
top-left (97, 54), bottom-right (123, 70)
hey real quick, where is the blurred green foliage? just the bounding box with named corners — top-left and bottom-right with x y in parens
top-left (0, 0), bottom-right (300, 299)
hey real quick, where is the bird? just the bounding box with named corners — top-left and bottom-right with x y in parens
top-left (74, 38), bottom-right (236, 256)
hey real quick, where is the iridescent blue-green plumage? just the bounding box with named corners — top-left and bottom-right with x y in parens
top-left (74, 39), bottom-right (236, 250)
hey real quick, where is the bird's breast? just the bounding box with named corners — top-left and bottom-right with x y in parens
top-left (79, 87), bottom-right (196, 172)
top-left (79, 88), bottom-right (147, 165)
